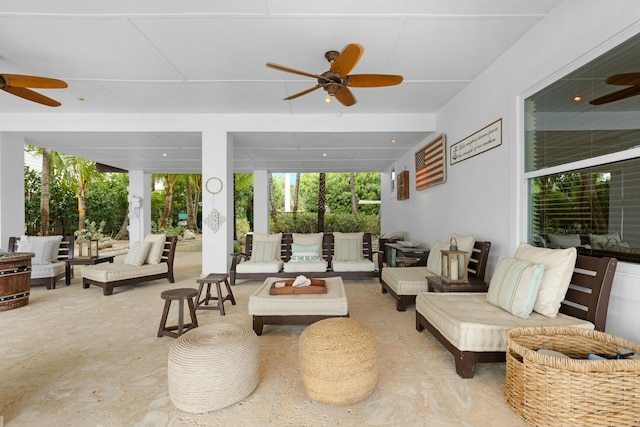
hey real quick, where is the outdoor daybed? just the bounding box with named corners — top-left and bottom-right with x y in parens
top-left (8, 235), bottom-right (74, 290)
top-left (380, 234), bottom-right (491, 311)
top-left (82, 235), bottom-right (177, 295)
top-left (416, 243), bottom-right (618, 378)
top-left (229, 232), bottom-right (379, 285)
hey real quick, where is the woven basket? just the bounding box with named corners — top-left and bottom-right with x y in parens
top-left (168, 323), bottom-right (259, 413)
top-left (299, 317), bottom-right (378, 405)
top-left (506, 327), bottom-right (640, 427)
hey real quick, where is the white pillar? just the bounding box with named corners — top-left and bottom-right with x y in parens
top-left (0, 133), bottom-right (26, 247)
top-left (127, 170), bottom-right (151, 243)
top-left (253, 170), bottom-right (269, 233)
top-left (202, 132), bottom-right (233, 274)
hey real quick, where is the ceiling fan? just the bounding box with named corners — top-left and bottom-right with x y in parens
top-left (0, 73), bottom-right (68, 107)
top-left (590, 73), bottom-right (640, 105)
top-left (266, 43), bottom-right (403, 107)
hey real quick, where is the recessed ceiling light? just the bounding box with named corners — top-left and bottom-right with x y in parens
top-left (78, 97), bottom-right (85, 101)
top-left (391, 139), bottom-right (397, 143)
top-left (163, 153), bottom-right (168, 157)
top-left (322, 153), bottom-right (327, 157)
top-left (573, 95), bottom-right (582, 102)
top-left (325, 96), bottom-right (331, 103)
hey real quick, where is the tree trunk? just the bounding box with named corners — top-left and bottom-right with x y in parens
top-left (40, 148), bottom-right (52, 235)
top-left (115, 207), bottom-right (130, 240)
top-left (185, 175), bottom-right (197, 230)
top-left (161, 174), bottom-right (175, 228)
top-left (268, 172), bottom-right (277, 224)
top-left (317, 172), bottom-right (326, 232)
top-left (293, 172), bottom-right (300, 219)
top-left (77, 179), bottom-right (87, 233)
top-left (350, 172), bottom-right (358, 216)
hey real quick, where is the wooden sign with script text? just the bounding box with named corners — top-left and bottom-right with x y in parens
top-left (451, 119), bottom-right (502, 165)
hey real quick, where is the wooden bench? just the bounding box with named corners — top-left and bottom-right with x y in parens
top-left (230, 232), bottom-right (380, 286)
top-left (82, 236), bottom-right (177, 295)
top-left (416, 254), bottom-right (618, 378)
top-left (8, 235), bottom-right (74, 290)
top-left (380, 241), bottom-right (491, 311)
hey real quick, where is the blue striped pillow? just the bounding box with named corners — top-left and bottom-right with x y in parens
top-left (487, 257), bottom-right (545, 319)
top-left (290, 243), bottom-right (321, 262)
top-left (252, 240), bottom-right (278, 262)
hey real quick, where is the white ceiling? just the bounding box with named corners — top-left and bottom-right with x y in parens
top-left (0, 0), bottom-right (563, 173)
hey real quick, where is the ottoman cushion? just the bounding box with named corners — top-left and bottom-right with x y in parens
top-left (168, 323), bottom-right (259, 413)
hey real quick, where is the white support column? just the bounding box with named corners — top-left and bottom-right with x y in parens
top-left (0, 133), bottom-right (26, 247)
top-left (253, 169), bottom-right (269, 233)
top-left (127, 170), bottom-right (151, 243)
top-left (202, 132), bottom-right (233, 274)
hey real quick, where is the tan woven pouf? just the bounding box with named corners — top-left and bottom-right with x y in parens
top-left (168, 323), bottom-right (259, 413)
top-left (299, 317), bottom-right (378, 405)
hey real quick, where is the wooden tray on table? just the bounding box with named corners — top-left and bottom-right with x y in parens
top-left (269, 279), bottom-right (327, 295)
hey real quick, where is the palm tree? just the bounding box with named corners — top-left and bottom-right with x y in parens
top-left (268, 172), bottom-right (277, 224)
top-left (317, 172), bottom-right (326, 232)
top-left (293, 172), bottom-right (300, 219)
top-left (350, 172), bottom-right (358, 217)
top-left (161, 174), bottom-right (179, 228)
top-left (26, 145), bottom-right (64, 235)
top-left (58, 155), bottom-right (100, 234)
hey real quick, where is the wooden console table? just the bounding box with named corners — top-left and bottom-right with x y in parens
top-left (385, 242), bottom-right (429, 267)
top-left (426, 274), bottom-right (489, 293)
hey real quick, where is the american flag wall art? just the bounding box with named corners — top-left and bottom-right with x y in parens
top-left (415, 134), bottom-right (446, 191)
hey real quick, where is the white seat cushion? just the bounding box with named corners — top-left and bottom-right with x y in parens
top-left (248, 277), bottom-right (348, 316)
top-left (381, 267), bottom-right (430, 295)
top-left (332, 259), bottom-right (375, 273)
top-left (416, 292), bottom-right (594, 352)
top-left (283, 260), bottom-right (327, 273)
top-left (31, 261), bottom-right (65, 279)
top-left (236, 260), bottom-right (284, 274)
top-left (81, 263), bottom-right (167, 282)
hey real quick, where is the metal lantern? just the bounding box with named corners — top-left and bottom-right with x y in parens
top-left (77, 239), bottom-right (99, 259)
top-left (440, 248), bottom-right (469, 283)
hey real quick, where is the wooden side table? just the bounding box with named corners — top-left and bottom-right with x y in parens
top-left (196, 273), bottom-right (236, 315)
top-left (395, 256), bottom-right (421, 267)
top-left (65, 255), bottom-right (115, 285)
top-left (426, 274), bottom-right (489, 293)
top-left (158, 288), bottom-right (199, 338)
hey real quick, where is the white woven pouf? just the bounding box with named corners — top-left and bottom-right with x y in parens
top-left (168, 323), bottom-right (259, 413)
top-left (299, 317), bottom-right (378, 405)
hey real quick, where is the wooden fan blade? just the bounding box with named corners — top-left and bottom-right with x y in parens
top-left (334, 86), bottom-right (356, 107)
top-left (1, 74), bottom-right (67, 88)
top-left (346, 74), bottom-right (403, 87)
top-left (330, 43), bottom-right (364, 77)
top-left (2, 86), bottom-right (62, 107)
top-left (266, 63), bottom-right (322, 79)
top-left (284, 85), bottom-right (322, 100)
top-left (605, 73), bottom-right (640, 86)
top-left (589, 85), bottom-right (640, 105)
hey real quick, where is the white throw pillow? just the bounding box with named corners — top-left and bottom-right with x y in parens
top-left (292, 232), bottom-right (324, 246)
top-left (486, 257), bottom-right (545, 319)
top-left (252, 233), bottom-right (282, 260)
top-left (144, 233), bottom-right (166, 264)
top-left (251, 240), bottom-right (279, 262)
top-left (333, 232), bottom-right (364, 261)
top-left (124, 241), bottom-right (152, 266)
top-left (17, 237), bottom-right (56, 265)
top-left (290, 243), bottom-right (322, 261)
top-left (18, 235), bottom-right (63, 263)
top-left (426, 240), bottom-right (446, 275)
top-left (514, 242), bottom-right (577, 318)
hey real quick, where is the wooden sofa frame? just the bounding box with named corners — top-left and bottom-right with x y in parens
top-left (380, 240), bottom-right (491, 311)
top-left (229, 232), bottom-right (379, 285)
top-left (82, 236), bottom-right (177, 295)
top-left (416, 254), bottom-right (618, 378)
top-left (8, 235), bottom-right (74, 290)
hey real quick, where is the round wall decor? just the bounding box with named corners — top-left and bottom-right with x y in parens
top-left (205, 177), bottom-right (223, 195)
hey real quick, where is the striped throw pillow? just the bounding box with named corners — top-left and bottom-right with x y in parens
top-left (486, 257), bottom-right (545, 319)
top-left (333, 232), bottom-right (364, 261)
top-left (252, 240), bottom-right (278, 262)
top-left (124, 241), bottom-right (152, 266)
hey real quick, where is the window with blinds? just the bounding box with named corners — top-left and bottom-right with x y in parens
top-left (525, 32), bottom-right (640, 263)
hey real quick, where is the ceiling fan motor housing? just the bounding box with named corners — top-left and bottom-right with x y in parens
top-left (319, 71), bottom-right (343, 95)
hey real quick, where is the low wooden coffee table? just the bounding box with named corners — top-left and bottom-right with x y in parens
top-left (248, 276), bottom-right (349, 335)
top-left (65, 255), bottom-right (115, 285)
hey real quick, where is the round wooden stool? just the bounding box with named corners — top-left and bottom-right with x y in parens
top-left (157, 288), bottom-right (199, 338)
top-left (196, 273), bottom-right (236, 315)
